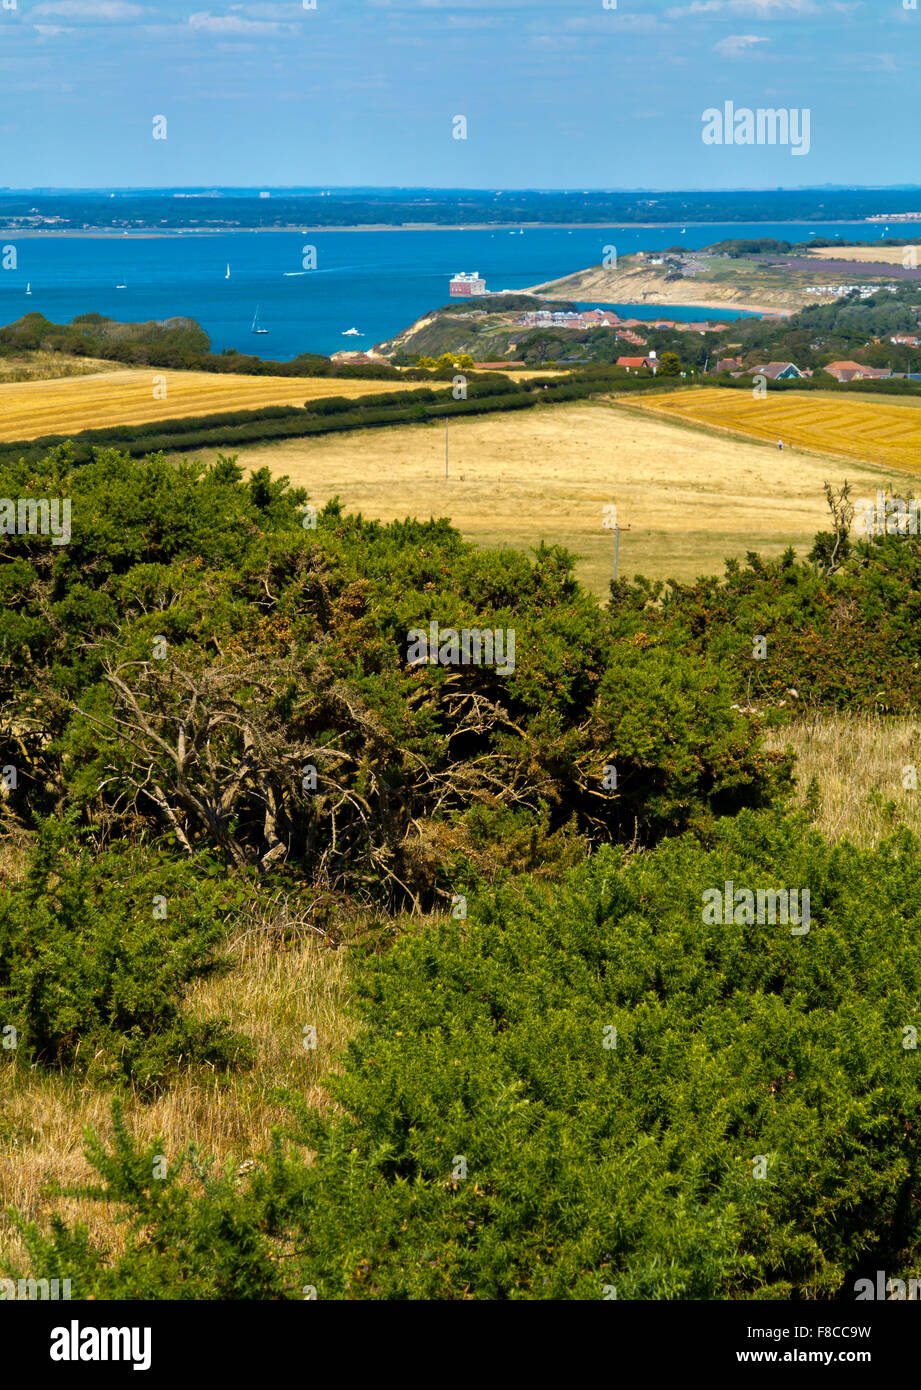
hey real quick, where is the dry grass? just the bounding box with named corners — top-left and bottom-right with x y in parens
top-left (0, 367), bottom-right (432, 442)
top-left (178, 397), bottom-right (898, 595)
top-left (0, 917), bottom-right (353, 1269)
top-left (767, 713), bottom-right (921, 847)
top-left (0, 351), bottom-right (114, 383)
top-left (634, 387), bottom-right (921, 475)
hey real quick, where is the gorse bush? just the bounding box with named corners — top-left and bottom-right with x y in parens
top-left (0, 819), bottom-right (250, 1091)
top-left (15, 809), bottom-right (921, 1298)
top-left (0, 448), bottom-right (784, 905)
top-left (609, 520), bottom-right (921, 715)
top-left (4, 1102), bottom-right (287, 1300)
top-left (9, 439), bottom-right (921, 1300)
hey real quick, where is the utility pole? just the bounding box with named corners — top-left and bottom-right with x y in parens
top-left (445, 417), bottom-right (449, 479)
top-left (613, 524), bottom-right (631, 581)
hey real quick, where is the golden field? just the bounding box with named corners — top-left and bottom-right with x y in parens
top-left (807, 245), bottom-right (916, 264)
top-left (178, 397), bottom-right (899, 595)
top-left (633, 386), bottom-right (921, 475)
top-left (0, 366), bottom-right (431, 442)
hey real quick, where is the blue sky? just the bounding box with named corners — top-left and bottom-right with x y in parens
top-left (0, 0), bottom-right (918, 189)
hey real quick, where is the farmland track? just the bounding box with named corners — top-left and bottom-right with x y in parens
top-left (0, 367), bottom-right (428, 442)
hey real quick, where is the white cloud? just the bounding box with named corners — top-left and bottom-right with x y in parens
top-left (32, 22), bottom-right (74, 34)
top-left (31, 0), bottom-right (146, 18)
top-left (715, 33), bottom-right (769, 54)
top-left (667, 0), bottom-right (839, 17)
top-left (188, 10), bottom-right (289, 33)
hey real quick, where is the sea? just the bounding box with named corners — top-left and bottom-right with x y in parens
top-left (3, 220), bottom-right (919, 361)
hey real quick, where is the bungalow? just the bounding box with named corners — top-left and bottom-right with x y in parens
top-left (617, 329), bottom-right (647, 346)
top-left (891, 333), bottom-right (920, 347)
top-left (617, 356), bottom-right (653, 373)
top-left (750, 362), bottom-right (805, 380)
top-left (715, 356), bottom-right (743, 373)
top-left (581, 309), bottom-right (622, 328)
top-left (823, 360), bottom-right (864, 381)
top-left (824, 360), bottom-right (892, 382)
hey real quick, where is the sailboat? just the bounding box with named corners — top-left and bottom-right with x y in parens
top-left (251, 305), bottom-right (269, 334)
top-left (25, 282), bottom-right (31, 296)
top-left (116, 275), bottom-right (127, 289)
top-left (225, 263), bottom-right (231, 279)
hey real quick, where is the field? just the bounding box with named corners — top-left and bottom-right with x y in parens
top-left (0, 366), bottom-right (431, 441)
top-left (764, 713), bottom-right (921, 847)
top-left (633, 386), bottom-right (921, 476)
top-left (178, 397), bottom-right (897, 594)
top-left (807, 245), bottom-right (916, 264)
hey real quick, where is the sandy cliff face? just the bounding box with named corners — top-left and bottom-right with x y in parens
top-left (524, 259), bottom-right (805, 314)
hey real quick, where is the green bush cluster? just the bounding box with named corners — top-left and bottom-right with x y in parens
top-left (0, 448), bottom-right (783, 904)
top-left (609, 524), bottom-right (921, 714)
top-left (14, 810), bottom-right (921, 1298)
top-left (6, 430), bottom-right (921, 1300)
top-left (0, 820), bottom-right (250, 1091)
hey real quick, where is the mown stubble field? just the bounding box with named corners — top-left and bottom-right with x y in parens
top-left (0, 367), bottom-right (432, 441)
top-left (633, 387), bottom-right (921, 475)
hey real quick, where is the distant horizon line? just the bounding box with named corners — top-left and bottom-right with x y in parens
top-left (2, 185), bottom-right (921, 196)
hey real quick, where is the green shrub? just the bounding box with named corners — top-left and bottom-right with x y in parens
top-left (1, 450), bottom-right (783, 903)
top-left (16, 809), bottom-right (921, 1298)
top-left (277, 810), bottom-right (921, 1298)
top-left (0, 819), bottom-right (251, 1091)
top-left (609, 524), bottom-right (921, 715)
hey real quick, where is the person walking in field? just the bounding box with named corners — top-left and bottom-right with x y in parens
top-left (778, 440), bottom-right (784, 450)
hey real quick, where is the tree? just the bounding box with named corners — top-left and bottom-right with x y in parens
top-left (657, 351), bottom-right (682, 377)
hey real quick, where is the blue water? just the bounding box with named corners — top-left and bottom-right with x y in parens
top-left (3, 221), bottom-right (918, 359)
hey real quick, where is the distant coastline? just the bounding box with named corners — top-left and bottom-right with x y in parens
top-left (3, 218), bottom-right (915, 239)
